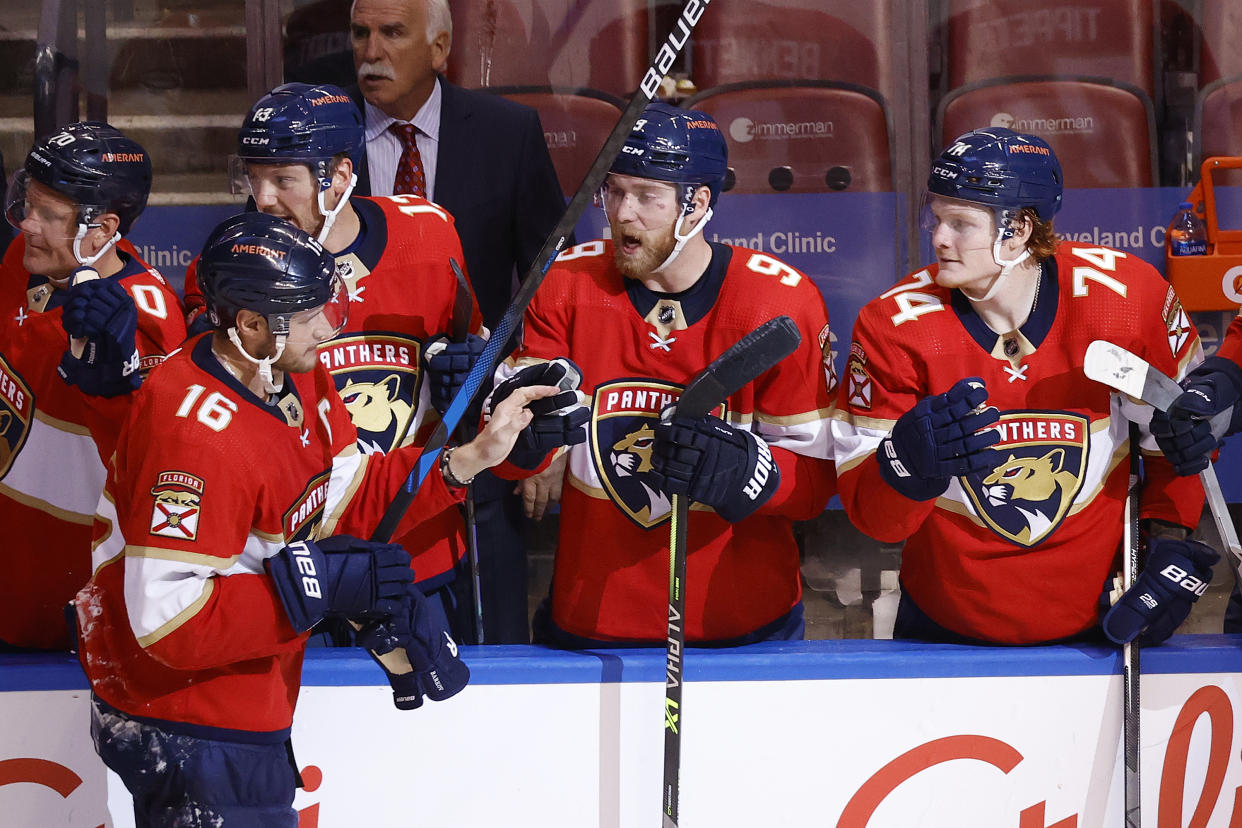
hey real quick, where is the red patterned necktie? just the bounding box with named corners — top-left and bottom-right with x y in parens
top-left (389, 122), bottom-right (427, 197)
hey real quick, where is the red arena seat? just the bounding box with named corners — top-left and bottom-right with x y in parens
top-left (490, 88), bottom-right (624, 198)
top-left (686, 82), bottom-right (893, 194)
top-left (938, 78), bottom-right (1157, 187)
top-left (1196, 75), bottom-right (1242, 185)
top-left (944, 0), bottom-right (1155, 98)
top-left (1199, 0), bottom-right (1242, 86)
top-left (687, 0), bottom-right (894, 102)
top-left (447, 0), bottom-right (648, 98)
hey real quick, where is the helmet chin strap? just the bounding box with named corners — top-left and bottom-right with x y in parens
top-left (315, 172), bottom-right (358, 244)
top-left (73, 224), bottom-right (121, 267)
top-left (652, 206), bottom-right (714, 274)
top-left (964, 228), bottom-right (1031, 304)
top-left (227, 327), bottom-right (287, 395)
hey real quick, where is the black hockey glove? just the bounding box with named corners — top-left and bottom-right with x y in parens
top-left (423, 333), bottom-right (487, 415)
top-left (486, 358), bottom-right (589, 469)
top-left (356, 584), bottom-right (469, 703)
top-left (57, 274), bottom-right (141, 397)
top-left (1101, 538), bottom-right (1219, 646)
top-left (650, 414), bottom-right (780, 523)
top-left (1149, 356), bottom-right (1242, 476)
top-left (267, 535), bottom-right (414, 632)
top-left (877, 377), bottom-right (1001, 501)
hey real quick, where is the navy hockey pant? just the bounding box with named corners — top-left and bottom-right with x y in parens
top-left (91, 696), bottom-right (297, 827)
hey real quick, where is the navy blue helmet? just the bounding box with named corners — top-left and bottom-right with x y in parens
top-left (11, 122), bottom-right (151, 234)
top-left (928, 127), bottom-right (1063, 221)
top-left (609, 102), bottom-right (728, 209)
top-left (237, 82), bottom-right (363, 166)
top-left (197, 212), bottom-right (345, 334)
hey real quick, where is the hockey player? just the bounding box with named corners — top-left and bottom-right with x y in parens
top-left (185, 82), bottom-right (489, 640)
top-left (1149, 311), bottom-right (1242, 632)
top-left (493, 103), bottom-right (837, 647)
top-left (832, 127), bottom-right (1216, 646)
top-left (77, 212), bottom-right (572, 826)
top-left (0, 122), bottom-right (185, 651)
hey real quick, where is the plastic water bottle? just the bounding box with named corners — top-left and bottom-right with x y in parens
top-left (1167, 201), bottom-right (1207, 256)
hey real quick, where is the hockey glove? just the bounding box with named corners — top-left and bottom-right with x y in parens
top-left (1101, 538), bottom-right (1219, 646)
top-left (486, 358), bottom-right (589, 469)
top-left (423, 333), bottom-right (487, 415)
top-left (58, 275), bottom-right (141, 397)
top-left (267, 535), bottom-right (414, 632)
top-left (1149, 356), bottom-right (1242, 476)
top-left (357, 585), bottom-right (469, 702)
top-left (877, 377), bottom-right (1001, 501)
top-left (650, 415), bottom-right (780, 523)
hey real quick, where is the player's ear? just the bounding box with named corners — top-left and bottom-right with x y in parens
top-left (689, 184), bottom-right (711, 219)
top-left (1008, 211), bottom-right (1034, 250)
top-left (94, 212), bottom-right (121, 241)
top-left (332, 156), bottom-right (354, 194)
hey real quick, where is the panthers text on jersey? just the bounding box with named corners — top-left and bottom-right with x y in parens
top-left (498, 239), bottom-right (837, 644)
top-left (185, 194), bottom-right (483, 585)
top-left (0, 237), bottom-right (186, 649)
top-left (832, 242), bottom-right (1205, 644)
top-left (77, 334), bottom-right (462, 737)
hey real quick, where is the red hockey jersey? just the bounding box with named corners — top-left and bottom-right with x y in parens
top-left (0, 238), bottom-right (186, 649)
top-left (502, 240), bottom-right (837, 644)
top-left (832, 242), bottom-right (1205, 644)
top-left (77, 334), bottom-right (462, 736)
top-left (185, 195), bottom-right (482, 583)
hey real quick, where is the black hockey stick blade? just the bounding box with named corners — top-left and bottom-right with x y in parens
top-left (674, 316), bottom-right (802, 420)
top-left (370, 0), bottom-right (716, 545)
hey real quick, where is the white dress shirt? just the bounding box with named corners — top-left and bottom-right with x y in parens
top-left (363, 77), bottom-right (443, 200)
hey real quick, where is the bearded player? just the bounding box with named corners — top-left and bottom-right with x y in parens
top-left (489, 103), bottom-right (837, 647)
top-left (832, 127), bottom-right (1216, 646)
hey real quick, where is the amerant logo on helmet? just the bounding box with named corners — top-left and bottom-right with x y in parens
top-left (231, 242), bottom-right (287, 259)
top-left (101, 152), bottom-right (146, 163)
top-left (1008, 144), bottom-right (1050, 156)
top-left (309, 94), bottom-right (352, 106)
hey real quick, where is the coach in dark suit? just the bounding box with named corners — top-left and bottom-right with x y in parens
top-left (349, 0), bottom-right (567, 645)
top-left (348, 0), bottom-right (564, 330)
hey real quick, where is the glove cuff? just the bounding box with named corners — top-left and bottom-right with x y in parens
top-left (267, 541), bottom-right (329, 632)
top-left (876, 436), bottom-right (950, 501)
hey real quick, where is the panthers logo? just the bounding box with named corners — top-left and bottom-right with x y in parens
top-left (340, 374), bottom-right (414, 450)
top-left (319, 333), bottom-right (421, 453)
top-left (591, 379), bottom-right (724, 529)
top-left (608, 423), bottom-right (671, 526)
top-left (961, 411), bottom-right (1088, 547)
top-left (0, 355), bottom-right (32, 480)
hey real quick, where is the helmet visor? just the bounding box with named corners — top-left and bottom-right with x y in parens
top-left (919, 192), bottom-right (1005, 253)
top-left (228, 156), bottom-right (328, 198)
top-left (595, 175), bottom-right (693, 231)
top-left (286, 272), bottom-right (349, 343)
top-left (5, 170), bottom-right (99, 238)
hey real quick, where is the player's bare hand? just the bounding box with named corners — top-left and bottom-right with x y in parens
top-left (517, 451), bottom-right (568, 520)
top-left (449, 385), bottom-right (563, 480)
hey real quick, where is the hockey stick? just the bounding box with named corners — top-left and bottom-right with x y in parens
top-left (449, 257), bottom-right (486, 645)
top-left (1122, 423), bottom-right (1141, 828)
top-left (362, 0), bottom-right (715, 707)
top-left (661, 315), bottom-right (802, 828)
top-left (1083, 340), bottom-right (1242, 574)
top-left (370, 0), bottom-right (714, 545)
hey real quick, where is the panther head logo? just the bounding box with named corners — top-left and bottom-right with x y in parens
top-left (340, 374), bottom-right (413, 452)
top-left (608, 423), bottom-right (670, 525)
top-left (980, 448), bottom-right (1078, 545)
